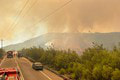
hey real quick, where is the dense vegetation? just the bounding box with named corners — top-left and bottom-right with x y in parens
top-left (20, 44), bottom-right (120, 80)
top-left (0, 48), bottom-right (4, 58)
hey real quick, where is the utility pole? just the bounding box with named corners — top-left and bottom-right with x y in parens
top-left (1, 39), bottom-right (3, 49)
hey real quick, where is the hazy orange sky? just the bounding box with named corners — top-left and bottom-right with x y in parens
top-left (0, 0), bottom-right (120, 46)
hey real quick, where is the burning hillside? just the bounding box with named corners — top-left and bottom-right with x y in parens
top-left (4, 32), bottom-right (120, 54)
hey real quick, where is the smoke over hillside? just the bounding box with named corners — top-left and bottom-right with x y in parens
top-left (4, 32), bottom-right (120, 53)
top-left (46, 0), bottom-right (120, 33)
top-left (0, 0), bottom-right (120, 45)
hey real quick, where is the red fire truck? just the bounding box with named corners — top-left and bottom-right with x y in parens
top-left (0, 68), bottom-right (20, 80)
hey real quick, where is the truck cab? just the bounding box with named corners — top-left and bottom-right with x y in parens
top-left (0, 68), bottom-right (20, 80)
top-left (7, 51), bottom-right (13, 58)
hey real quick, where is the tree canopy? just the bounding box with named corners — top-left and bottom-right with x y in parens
top-left (20, 43), bottom-right (120, 80)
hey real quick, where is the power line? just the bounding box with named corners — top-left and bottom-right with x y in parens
top-left (4, 0), bottom-right (72, 39)
top-left (22, 0), bottom-right (38, 17)
top-left (11, 0), bottom-right (38, 31)
top-left (3, 0), bottom-right (30, 38)
top-left (30, 0), bottom-right (72, 28)
top-left (9, 0), bottom-right (30, 31)
top-left (11, 0), bottom-right (72, 34)
top-left (1, 4), bottom-right (21, 38)
top-left (5, 0), bottom-right (38, 36)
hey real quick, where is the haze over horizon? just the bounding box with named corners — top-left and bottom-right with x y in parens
top-left (0, 0), bottom-right (120, 46)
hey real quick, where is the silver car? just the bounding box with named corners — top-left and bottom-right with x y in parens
top-left (32, 62), bottom-right (43, 70)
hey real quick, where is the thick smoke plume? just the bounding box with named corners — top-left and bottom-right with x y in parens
top-left (0, 0), bottom-right (120, 45)
top-left (46, 0), bottom-right (120, 33)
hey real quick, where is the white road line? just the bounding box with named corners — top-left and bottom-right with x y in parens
top-left (23, 57), bottom-right (32, 66)
top-left (23, 57), bottom-right (53, 80)
top-left (0, 56), bottom-right (6, 66)
top-left (14, 57), bottom-right (25, 80)
top-left (0, 56), bottom-right (25, 80)
top-left (40, 71), bottom-right (52, 80)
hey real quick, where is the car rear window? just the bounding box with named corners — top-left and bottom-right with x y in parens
top-left (35, 63), bottom-right (42, 65)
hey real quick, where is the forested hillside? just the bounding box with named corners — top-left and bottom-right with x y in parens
top-left (20, 43), bottom-right (120, 80)
top-left (5, 32), bottom-right (120, 54)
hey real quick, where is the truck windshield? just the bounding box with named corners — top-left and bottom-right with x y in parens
top-left (8, 76), bottom-right (15, 80)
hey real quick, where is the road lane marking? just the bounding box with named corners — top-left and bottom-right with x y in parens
top-left (23, 57), bottom-right (53, 80)
top-left (22, 57), bottom-right (32, 66)
top-left (0, 56), bottom-right (25, 80)
top-left (14, 57), bottom-right (25, 80)
top-left (40, 71), bottom-right (52, 80)
top-left (0, 56), bottom-right (6, 66)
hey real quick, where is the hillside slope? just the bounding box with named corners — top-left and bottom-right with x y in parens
top-left (4, 32), bottom-right (120, 53)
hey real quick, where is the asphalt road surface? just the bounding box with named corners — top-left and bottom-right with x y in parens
top-left (0, 57), bottom-right (17, 68)
top-left (0, 56), bottom-right (63, 80)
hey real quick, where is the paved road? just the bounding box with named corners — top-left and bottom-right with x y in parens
top-left (17, 57), bottom-right (63, 80)
top-left (0, 57), bottom-right (17, 68)
top-left (0, 57), bottom-right (63, 80)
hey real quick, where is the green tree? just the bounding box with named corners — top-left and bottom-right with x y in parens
top-left (112, 69), bottom-right (120, 80)
top-left (59, 68), bottom-right (66, 75)
top-left (92, 65), bottom-right (102, 80)
top-left (0, 48), bottom-right (4, 58)
top-left (102, 65), bottom-right (113, 80)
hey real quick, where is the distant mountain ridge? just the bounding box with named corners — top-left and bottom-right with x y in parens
top-left (4, 32), bottom-right (120, 53)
